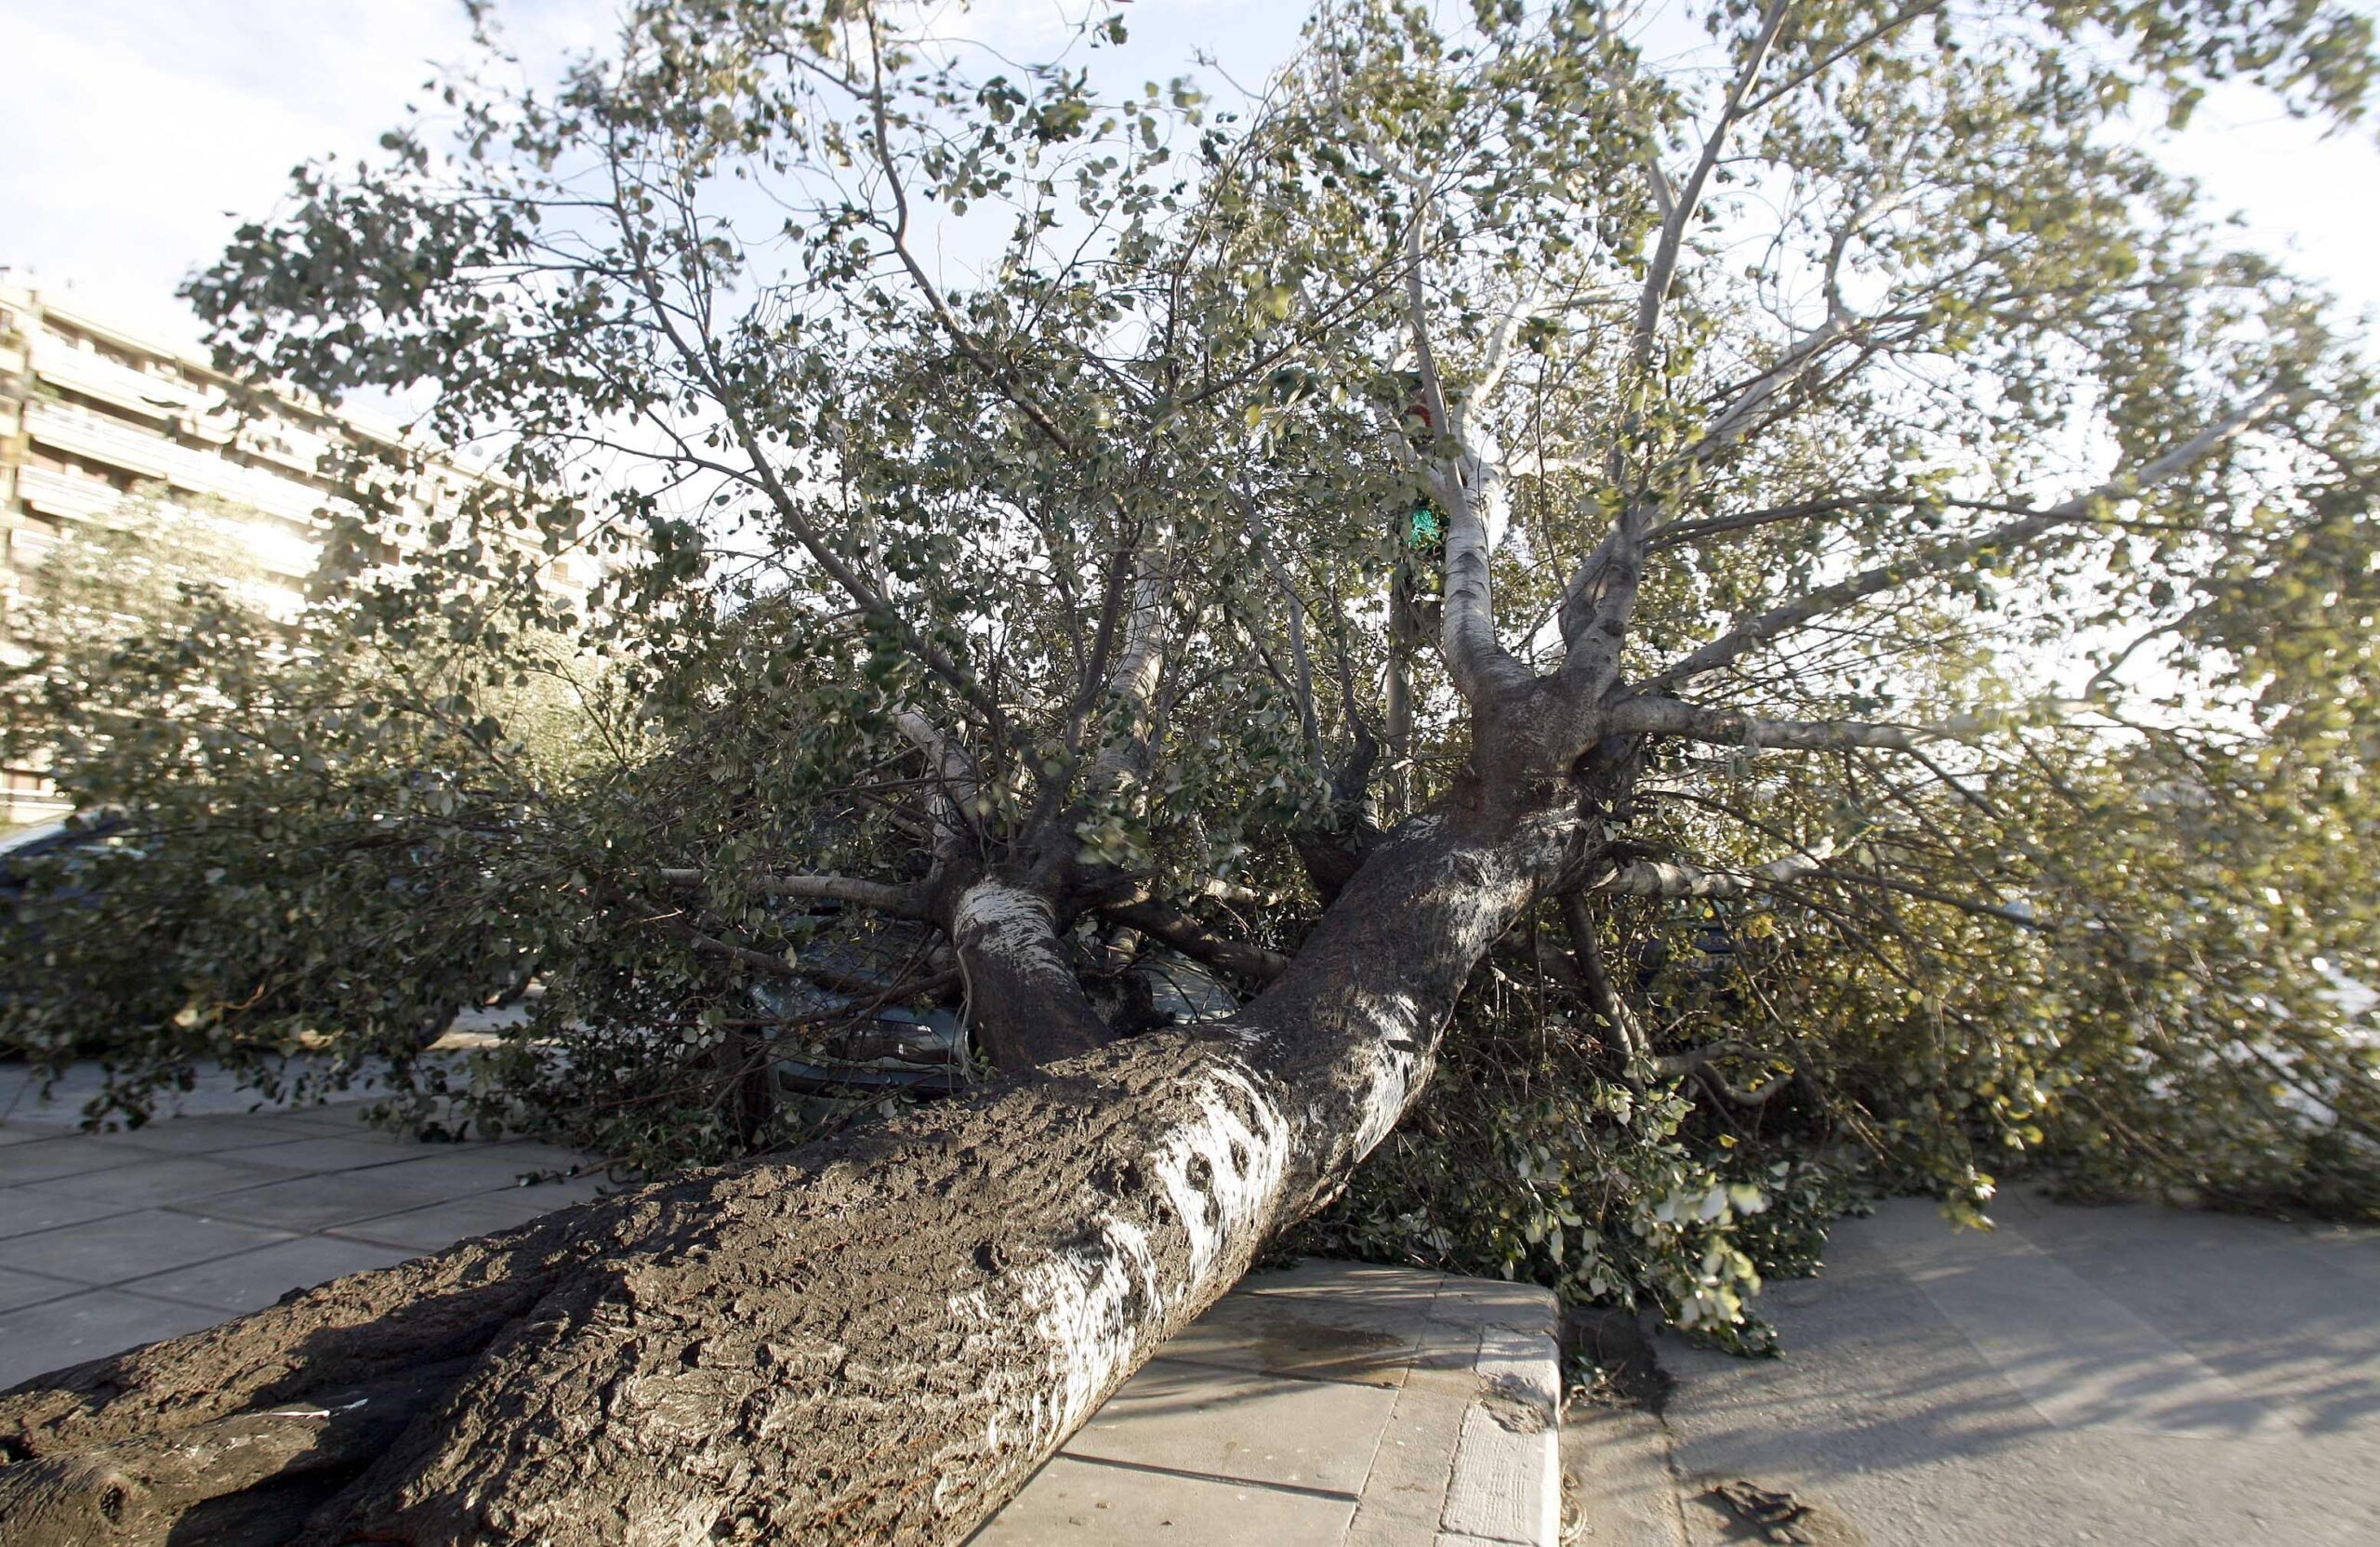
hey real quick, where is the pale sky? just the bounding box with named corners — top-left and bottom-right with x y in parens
top-left (0, 0), bottom-right (575, 345)
top-left (3, 0), bottom-right (2373, 351)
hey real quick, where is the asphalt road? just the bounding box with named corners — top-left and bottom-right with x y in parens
top-left (1566, 1189), bottom-right (2379, 1547)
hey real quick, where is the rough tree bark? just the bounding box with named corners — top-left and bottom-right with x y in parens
top-left (0, 745), bottom-right (1601, 1547)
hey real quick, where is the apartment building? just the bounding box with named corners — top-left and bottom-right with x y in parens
top-left (0, 279), bottom-right (596, 826)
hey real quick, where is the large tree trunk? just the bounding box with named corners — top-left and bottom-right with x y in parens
top-left (0, 797), bottom-right (1585, 1547)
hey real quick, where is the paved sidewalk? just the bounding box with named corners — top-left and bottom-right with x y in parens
top-left (1, 1064), bottom-right (1562, 1546)
top-left (1566, 1189), bottom-right (2380, 1547)
top-left (0, 1061), bottom-right (603, 1385)
top-left (976, 1260), bottom-right (1561, 1547)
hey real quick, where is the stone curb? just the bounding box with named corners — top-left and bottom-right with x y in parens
top-left (1435, 1293), bottom-right (1562, 1547)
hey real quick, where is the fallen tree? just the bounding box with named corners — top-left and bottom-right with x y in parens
top-left (6, 0), bottom-right (2379, 1540)
top-left (0, 792), bottom-right (1585, 1543)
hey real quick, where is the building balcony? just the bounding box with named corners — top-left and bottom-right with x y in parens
top-left (30, 339), bottom-right (198, 422)
top-left (22, 400), bottom-right (174, 478)
top-left (14, 463), bottom-right (126, 523)
top-left (178, 455), bottom-right (327, 524)
top-left (23, 401), bottom-right (329, 523)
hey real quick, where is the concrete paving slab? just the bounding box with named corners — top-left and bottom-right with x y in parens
top-left (1065, 1356), bottom-right (1402, 1494)
top-left (371, 1137), bottom-right (595, 1175)
top-left (1237, 1259), bottom-right (1451, 1302)
top-left (0, 1134), bottom-right (158, 1184)
top-left (985, 1262), bottom-right (1563, 1545)
top-left (324, 1181), bottom-right (608, 1250)
top-left (0, 1188), bottom-right (142, 1239)
top-left (0, 1068), bottom-right (322, 1129)
top-left (1474, 1324), bottom-right (1560, 1413)
top-left (262, 1101), bottom-right (396, 1130)
top-left (0, 1208), bottom-right (296, 1285)
top-left (17, 1153), bottom-right (313, 1210)
top-left (327, 1147), bottom-right (589, 1197)
top-left (178, 1099), bottom-right (418, 1135)
top-left (972, 1453), bottom-right (1360, 1546)
top-left (1439, 1398), bottom-right (1558, 1546)
top-left (84, 1113), bottom-right (359, 1156)
top-left (0, 1264), bottom-right (79, 1314)
top-left (173, 1170), bottom-right (471, 1232)
top-left (207, 1133), bottom-right (434, 1171)
top-left (1436, 1277), bottom-right (1566, 1326)
top-left (1158, 1281), bottom-right (1437, 1388)
top-left (0, 1288), bottom-right (230, 1388)
top-left (117, 1234), bottom-right (417, 1314)
top-left (1345, 1384), bottom-right (1479, 1547)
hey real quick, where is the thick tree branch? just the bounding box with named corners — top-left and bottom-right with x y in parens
top-left (1554, 500), bottom-right (1653, 690)
top-left (1561, 892), bottom-right (1647, 1061)
top-left (1086, 566), bottom-right (1172, 793)
top-left (894, 707), bottom-right (984, 866)
top-left (946, 878), bottom-right (1116, 1068)
top-left (1588, 848), bottom-right (1826, 900)
top-left (1099, 896), bottom-right (1289, 986)
top-left (657, 869), bottom-right (932, 918)
top-left (1404, 204), bottom-right (1530, 705)
top-left (1608, 696), bottom-right (1985, 752)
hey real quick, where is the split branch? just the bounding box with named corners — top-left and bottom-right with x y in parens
top-left (895, 707), bottom-right (985, 866)
top-left (1086, 566), bottom-right (1172, 793)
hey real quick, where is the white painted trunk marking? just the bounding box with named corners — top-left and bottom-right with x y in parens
top-left (941, 1055), bottom-right (1290, 1512)
top-left (954, 879), bottom-right (1080, 995)
top-left (1149, 1062), bottom-right (1291, 1291)
top-left (954, 880), bottom-right (1058, 952)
